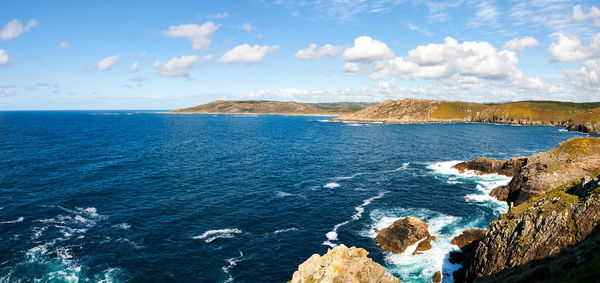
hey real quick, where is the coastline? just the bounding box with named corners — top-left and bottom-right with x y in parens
top-left (158, 111), bottom-right (344, 117)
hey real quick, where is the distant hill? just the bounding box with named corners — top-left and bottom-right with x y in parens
top-left (170, 100), bottom-right (375, 115)
top-left (333, 98), bottom-right (600, 134)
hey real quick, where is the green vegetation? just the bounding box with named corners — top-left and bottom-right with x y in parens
top-left (171, 100), bottom-right (375, 115)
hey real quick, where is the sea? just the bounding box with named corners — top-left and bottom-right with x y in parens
top-left (0, 111), bottom-right (590, 282)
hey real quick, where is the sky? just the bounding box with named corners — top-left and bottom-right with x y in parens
top-left (0, 0), bottom-right (599, 110)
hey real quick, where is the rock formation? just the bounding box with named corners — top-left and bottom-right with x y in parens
top-left (289, 244), bottom-right (401, 283)
top-left (375, 216), bottom-right (431, 254)
top-left (451, 229), bottom-right (486, 249)
top-left (452, 157), bottom-right (526, 177)
top-left (462, 137), bottom-right (600, 281)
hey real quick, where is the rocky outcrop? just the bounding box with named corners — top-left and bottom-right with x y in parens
top-left (289, 244), bottom-right (401, 283)
top-left (453, 157), bottom-right (527, 177)
top-left (375, 216), bottom-right (430, 254)
top-left (505, 138), bottom-right (600, 206)
top-left (466, 181), bottom-right (600, 280)
top-left (171, 100), bottom-right (373, 115)
top-left (451, 229), bottom-right (486, 249)
top-left (489, 185), bottom-right (510, 202)
top-left (413, 235), bottom-right (436, 255)
top-left (432, 271), bottom-right (442, 283)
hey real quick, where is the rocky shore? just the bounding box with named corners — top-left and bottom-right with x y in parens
top-left (290, 137), bottom-right (600, 282)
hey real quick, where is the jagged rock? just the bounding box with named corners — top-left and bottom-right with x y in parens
top-left (289, 244), bottom-right (401, 283)
top-left (413, 235), bottom-right (436, 255)
top-left (505, 138), bottom-right (600, 205)
top-left (489, 185), bottom-right (510, 201)
top-left (432, 271), bottom-right (442, 283)
top-left (375, 216), bottom-right (430, 254)
top-left (464, 160), bottom-right (600, 280)
top-left (451, 229), bottom-right (486, 249)
top-left (453, 157), bottom-right (527, 177)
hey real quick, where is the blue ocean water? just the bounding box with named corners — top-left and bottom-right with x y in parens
top-left (0, 111), bottom-right (589, 282)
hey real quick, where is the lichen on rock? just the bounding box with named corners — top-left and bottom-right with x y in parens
top-left (289, 244), bottom-right (401, 283)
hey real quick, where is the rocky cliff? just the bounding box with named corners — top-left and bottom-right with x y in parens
top-left (332, 98), bottom-right (600, 134)
top-left (289, 244), bottom-right (401, 283)
top-left (461, 137), bottom-right (600, 281)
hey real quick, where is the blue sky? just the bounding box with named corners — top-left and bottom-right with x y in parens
top-left (0, 0), bottom-right (599, 110)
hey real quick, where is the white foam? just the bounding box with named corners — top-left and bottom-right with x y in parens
top-left (1, 217), bottom-right (24, 224)
top-left (192, 228), bottom-right (242, 243)
top-left (222, 251), bottom-right (244, 283)
top-left (364, 207), bottom-right (476, 282)
top-left (274, 227), bottom-right (298, 234)
top-left (427, 161), bottom-right (510, 215)
top-left (322, 192), bottom-right (387, 247)
top-left (333, 162), bottom-right (409, 180)
top-left (347, 123), bottom-right (367, 126)
top-left (323, 182), bottom-right (341, 189)
top-left (113, 223), bottom-right (131, 229)
top-left (275, 191), bottom-right (294, 197)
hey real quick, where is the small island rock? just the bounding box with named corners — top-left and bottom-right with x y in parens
top-left (375, 216), bottom-right (430, 254)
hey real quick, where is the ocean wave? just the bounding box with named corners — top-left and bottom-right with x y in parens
top-left (323, 182), bottom-right (341, 189)
top-left (427, 161), bottom-right (510, 215)
top-left (113, 223), bottom-right (131, 229)
top-left (192, 228), bottom-right (242, 243)
top-left (346, 123), bottom-right (368, 127)
top-left (332, 162), bottom-right (410, 180)
top-left (322, 192), bottom-right (388, 247)
top-left (275, 191), bottom-right (294, 197)
top-left (222, 251), bottom-right (245, 283)
top-left (364, 207), bottom-right (476, 283)
top-left (273, 227), bottom-right (298, 234)
top-left (1, 216), bottom-right (24, 224)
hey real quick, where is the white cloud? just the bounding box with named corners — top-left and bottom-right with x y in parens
top-left (219, 44), bottom-right (279, 64)
top-left (129, 61), bottom-right (139, 72)
top-left (209, 12), bottom-right (231, 19)
top-left (343, 36), bottom-right (394, 62)
top-left (269, 0), bottom-right (405, 21)
top-left (548, 33), bottom-right (599, 62)
top-left (241, 23), bottom-right (255, 32)
top-left (407, 23), bottom-right (433, 37)
top-left (571, 4), bottom-right (600, 22)
top-left (0, 19), bottom-right (38, 40)
top-left (294, 43), bottom-right (342, 59)
top-left (0, 49), bottom-right (9, 65)
top-left (566, 58), bottom-right (600, 90)
top-left (162, 22), bottom-right (219, 50)
top-left (468, 1), bottom-right (499, 28)
top-left (97, 54), bottom-right (120, 71)
top-left (154, 55), bottom-right (199, 77)
top-left (343, 62), bottom-right (360, 73)
top-left (503, 36), bottom-right (539, 51)
top-left (59, 41), bottom-right (70, 48)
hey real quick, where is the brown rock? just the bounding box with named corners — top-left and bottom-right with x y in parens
top-left (490, 185), bottom-right (510, 201)
top-left (290, 244), bottom-right (401, 283)
top-left (375, 216), bottom-right (430, 254)
top-left (452, 157), bottom-right (526, 177)
top-left (432, 271), bottom-right (442, 283)
top-left (451, 229), bottom-right (486, 249)
top-left (413, 235), bottom-right (436, 255)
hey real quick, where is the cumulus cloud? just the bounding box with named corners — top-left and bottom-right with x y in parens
top-left (97, 54), bottom-right (120, 71)
top-left (154, 55), bottom-right (199, 77)
top-left (549, 33), bottom-right (600, 62)
top-left (571, 4), bottom-right (600, 22)
top-left (294, 43), bottom-right (342, 59)
top-left (503, 36), bottom-right (539, 51)
top-left (219, 44), bottom-right (279, 64)
top-left (566, 58), bottom-right (600, 90)
top-left (343, 62), bottom-right (360, 73)
top-left (343, 36), bottom-right (394, 62)
top-left (59, 41), bottom-right (70, 48)
top-left (129, 61), bottom-right (139, 72)
top-left (162, 22), bottom-right (219, 50)
top-left (0, 49), bottom-right (9, 65)
top-left (0, 19), bottom-right (38, 40)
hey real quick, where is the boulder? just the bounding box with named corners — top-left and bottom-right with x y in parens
top-left (432, 271), bottom-right (442, 283)
top-left (451, 229), bottom-right (486, 249)
top-left (490, 185), bottom-right (510, 201)
top-left (375, 216), bottom-right (430, 254)
top-left (290, 244), bottom-right (401, 283)
top-left (413, 235), bottom-right (436, 255)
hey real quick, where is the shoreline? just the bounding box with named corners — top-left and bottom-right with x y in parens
top-left (157, 111), bottom-right (345, 117)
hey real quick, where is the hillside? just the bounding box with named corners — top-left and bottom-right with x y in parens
top-left (170, 100), bottom-right (374, 115)
top-left (333, 98), bottom-right (600, 134)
